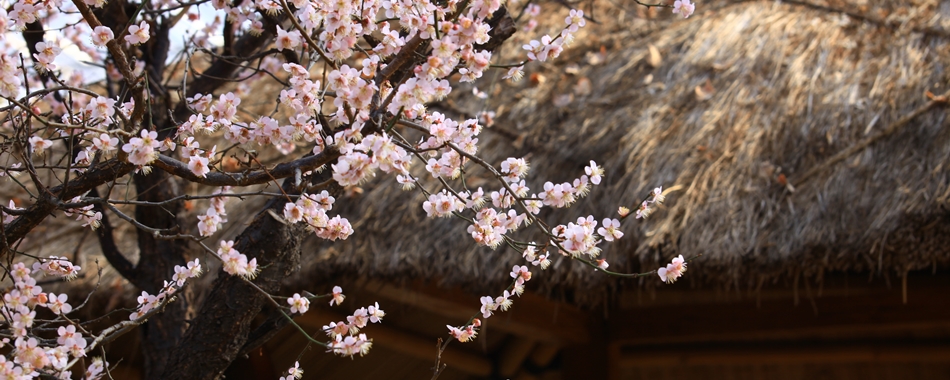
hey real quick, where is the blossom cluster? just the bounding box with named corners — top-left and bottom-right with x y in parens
top-left (130, 259), bottom-right (203, 320)
top-left (0, 258), bottom-right (111, 378)
top-left (32, 256), bottom-right (82, 280)
top-left (0, 0), bottom-right (702, 366)
top-left (634, 187), bottom-right (666, 219)
top-left (283, 191), bottom-right (354, 241)
top-left (278, 361), bottom-right (304, 380)
top-left (63, 196), bottom-right (102, 230)
top-left (450, 265), bottom-right (533, 342)
top-left (198, 187), bottom-right (231, 237)
top-left (215, 240), bottom-right (258, 280)
top-left (322, 301), bottom-right (385, 357)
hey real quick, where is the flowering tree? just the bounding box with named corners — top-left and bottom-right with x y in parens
top-left (0, 0), bottom-right (694, 378)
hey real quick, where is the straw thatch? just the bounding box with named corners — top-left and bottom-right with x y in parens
top-left (293, 0), bottom-right (950, 306)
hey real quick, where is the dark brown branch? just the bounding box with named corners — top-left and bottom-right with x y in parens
top-left (152, 149), bottom-right (339, 187)
top-left (173, 21), bottom-right (278, 122)
top-left (2, 159), bottom-right (133, 258)
top-left (88, 187), bottom-right (141, 285)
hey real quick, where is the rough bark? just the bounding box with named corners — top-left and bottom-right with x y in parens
top-left (133, 168), bottom-right (193, 380)
top-left (161, 179), bottom-right (311, 380)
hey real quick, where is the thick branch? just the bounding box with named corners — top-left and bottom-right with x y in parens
top-left (161, 180), bottom-right (312, 379)
top-left (152, 149), bottom-right (339, 187)
top-left (2, 159), bottom-right (133, 257)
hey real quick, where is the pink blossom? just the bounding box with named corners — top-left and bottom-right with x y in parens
top-left (92, 26), bottom-right (114, 46)
top-left (122, 129), bottom-right (161, 166)
top-left (281, 362), bottom-right (303, 380)
top-left (447, 325), bottom-right (477, 342)
top-left (197, 208), bottom-right (222, 236)
top-left (423, 190), bottom-right (463, 218)
top-left (330, 286), bottom-right (345, 306)
top-left (92, 133), bottom-right (119, 153)
top-left (125, 21), bottom-right (150, 45)
top-left (172, 259), bottom-right (202, 286)
top-left (585, 160), bottom-right (604, 185)
top-left (15, 338), bottom-right (50, 369)
top-left (500, 157), bottom-right (530, 182)
top-left (597, 218), bottom-right (623, 241)
top-left (673, 0), bottom-right (695, 18)
top-left (635, 201), bottom-right (654, 219)
top-left (329, 334), bottom-right (372, 357)
top-left (32, 256), bottom-right (81, 279)
top-left (187, 155), bottom-right (210, 178)
top-left (479, 296), bottom-right (496, 318)
top-left (275, 26), bottom-right (302, 51)
top-left (28, 136), bottom-right (53, 156)
top-left (367, 302), bottom-right (385, 323)
top-left (287, 293), bottom-right (310, 314)
top-left (652, 186), bottom-right (666, 203)
top-left (33, 41), bottom-right (61, 72)
top-left (46, 293), bottom-right (72, 314)
top-left (657, 255), bottom-right (687, 284)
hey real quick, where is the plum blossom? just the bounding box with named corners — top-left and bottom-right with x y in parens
top-left (33, 41), bottom-right (61, 72)
top-left (330, 286), bottom-right (345, 306)
top-left (566, 9), bottom-right (586, 32)
top-left (479, 296), bottom-right (496, 318)
top-left (45, 293), bottom-right (72, 314)
top-left (652, 186), bottom-right (666, 203)
top-left (657, 255), bottom-right (687, 284)
top-left (500, 157), bottom-right (529, 182)
top-left (585, 160), bottom-right (604, 185)
top-left (673, 0), bottom-right (695, 18)
top-left (287, 293), bottom-right (310, 314)
top-left (86, 357), bottom-right (107, 380)
top-left (29, 136), bottom-right (53, 156)
top-left (597, 218), bottom-right (623, 241)
top-left (367, 302), bottom-right (385, 323)
top-left (125, 21), bottom-right (150, 45)
top-left (217, 240), bottom-right (258, 279)
top-left (197, 208), bottom-right (223, 236)
top-left (92, 26), bottom-right (114, 46)
top-left (423, 190), bottom-right (463, 218)
top-left (279, 362), bottom-right (304, 380)
top-left (275, 26), bottom-right (302, 51)
top-left (447, 324), bottom-right (478, 342)
top-left (188, 155), bottom-right (210, 177)
top-left (172, 259), bottom-right (202, 286)
top-left (122, 129), bottom-right (161, 166)
top-left (635, 201), bottom-right (654, 219)
top-left (329, 334), bottom-right (372, 357)
top-left (618, 206), bottom-right (631, 218)
top-left (92, 133), bottom-right (119, 153)
top-left (32, 256), bottom-right (81, 280)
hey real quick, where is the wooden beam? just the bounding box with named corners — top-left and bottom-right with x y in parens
top-left (360, 279), bottom-right (590, 344)
top-left (617, 343), bottom-right (950, 367)
top-left (297, 308), bottom-right (493, 377)
top-left (529, 343), bottom-right (560, 367)
top-left (618, 273), bottom-right (950, 308)
top-left (498, 338), bottom-right (536, 377)
top-left (609, 274), bottom-right (950, 347)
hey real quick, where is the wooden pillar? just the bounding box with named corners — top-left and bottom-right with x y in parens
top-left (498, 338), bottom-right (537, 377)
top-left (562, 315), bottom-right (607, 379)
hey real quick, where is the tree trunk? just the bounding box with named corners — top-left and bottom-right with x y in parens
top-left (133, 170), bottom-right (195, 380)
top-left (161, 178), bottom-right (312, 379)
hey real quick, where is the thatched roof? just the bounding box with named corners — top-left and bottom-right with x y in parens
top-left (295, 0), bottom-right (950, 306)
